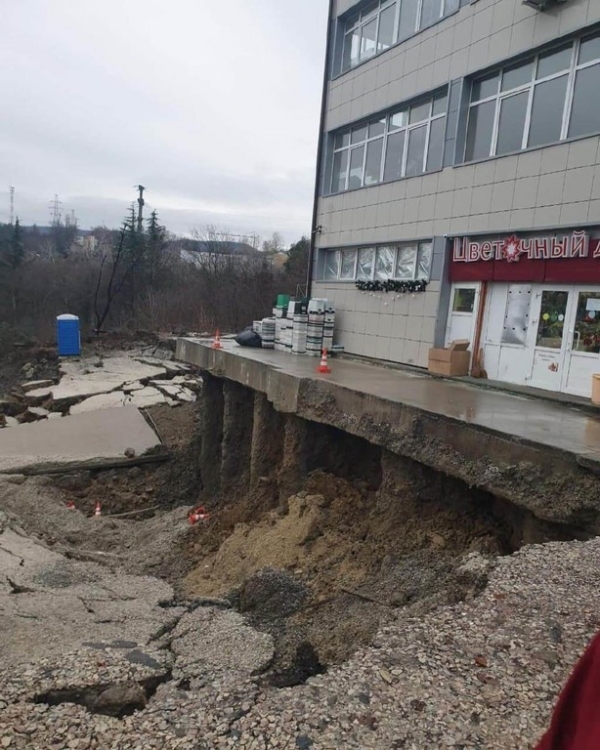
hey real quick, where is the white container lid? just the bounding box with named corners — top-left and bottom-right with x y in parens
top-left (56, 314), bottom-right (79, 321)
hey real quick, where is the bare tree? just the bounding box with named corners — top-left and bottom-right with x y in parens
top-left (261, 231), bottom-right (284, 255)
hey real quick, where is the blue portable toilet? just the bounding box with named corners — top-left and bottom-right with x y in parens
top-left (56, 314), bottom-right (81, 357)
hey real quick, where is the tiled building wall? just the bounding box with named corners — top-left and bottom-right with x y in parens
top-left (313, 0), bottom-right (600, 368)
top-left (313, 236), bottom-right (449, 367)
top-left (313, 279), bottom-right (442, 365)
top-left (327, 0), bottom-right (600, 132)
top-left (317, 137), bottom-right (600, 249)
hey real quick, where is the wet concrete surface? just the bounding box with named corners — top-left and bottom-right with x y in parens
top-left (0, 406), bottom-right (162, 474)
top-left (177, 338), bottom-right (600, 466)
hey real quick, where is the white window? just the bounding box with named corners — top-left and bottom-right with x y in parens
top-left (396, 243), bottom-right (432, 280)
top-left (331, 92), bottom-right (447, 193)
top-left (465, 32), bottom-right (600, 162)
top-left (340, 248), bottom-right (358, 279)
top-left (323, 242), bottom-right (432, 282)
top-left (342, 1), bottom-right (397, 72)
top-left (375, 246), bottom-right (396, 279)
top-left (340, 0), bottom-right (457, 74)
top-left (357, 247), bottom-right (376, 279)
top-left (324, 250), bottom-right (340, 280)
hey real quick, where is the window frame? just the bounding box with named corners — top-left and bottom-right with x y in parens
top-left (322, 242), bottom-right (433, 282)
top-left (465, 32), bottom-right (600, 162)
top-left (339, 0), bottom-right (456, 75)
top-left (340, 248), bottom-right (359, 279)
top-left (330, 91), bottom-right (447, 194)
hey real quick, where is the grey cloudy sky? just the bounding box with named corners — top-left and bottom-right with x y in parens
top-left (1, 0), bottom-right (328, 243)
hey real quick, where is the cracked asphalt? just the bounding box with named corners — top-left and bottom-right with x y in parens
top-left (2, 477), bottom-right (600, 748)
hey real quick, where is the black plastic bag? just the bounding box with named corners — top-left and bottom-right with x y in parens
top-left (235, 329), bottom-right (263, 348)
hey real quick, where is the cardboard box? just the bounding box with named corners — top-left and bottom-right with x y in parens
top-left (428, 340), bottom-right (471, 377)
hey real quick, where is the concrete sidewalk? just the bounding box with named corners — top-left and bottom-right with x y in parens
top-left (0, 406), bottom-right (163, 474)
top-left (177, 337), bottom-right (600, 467)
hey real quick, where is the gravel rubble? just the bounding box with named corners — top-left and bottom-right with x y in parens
top-left (1, 535), bottom-right (599, 748)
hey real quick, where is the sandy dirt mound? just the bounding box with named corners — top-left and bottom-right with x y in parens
top-left (184, 469), bottom-right (504, 601)
top-left (183, 493), bottom-right (341, 597)
top-left (182, 469), bottom-right (508, 671)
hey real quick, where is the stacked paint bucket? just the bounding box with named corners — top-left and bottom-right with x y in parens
top-left (273, 294), bottom-right (290, 319)
top-left (307, 298), bottom-right (326, 356)
top-left (323, 304), bottom-right (335, 353)
top-left (261, 318), bottom-right (276, 348)
top-left (275, 318), bottom-right (285, 351)
top-left (283, 319), bottom-right (293, 353)
top-left (291, 300), bottom-right (308, 355)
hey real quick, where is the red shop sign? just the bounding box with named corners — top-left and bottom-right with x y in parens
top-left (450, 232), bottom-right (600, 284)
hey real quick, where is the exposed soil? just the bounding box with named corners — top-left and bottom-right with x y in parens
top-left (0, 329), bottom-right (162, 396)
top-left (49, 403), bottom-right (202, 519)
top-left (0, 337), bottom-right (585, 685)
top-left (180, 464), bottom-right (511, 675)
top-left (0, 341), bottom-right (59, 396)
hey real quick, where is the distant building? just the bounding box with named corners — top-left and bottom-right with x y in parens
top-left (177, 239), bottom-right (260, 267)
top-left (309, 0), bottom-right (600, 398)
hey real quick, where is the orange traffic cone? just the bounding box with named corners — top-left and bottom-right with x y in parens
top-left (316, 348), bottom-right (332, 374)
top-left (188, 506), bottom-right (211, 525)
top-left (211, 330), bottom-right (222, 350)
top-left (94, 500), bottom-right (102, 517)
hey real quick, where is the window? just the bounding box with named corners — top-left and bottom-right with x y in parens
top-left (340, 248), bottom-right (358, 279)
top-left (340, 0), bottom-right (458, 73)
top-left (324, 250), bottom-right (340, 280)
top-left (496, 92), bottom-right (528, 155)
top-left (342, 1), bottom-right (397, 72)
top-left (396, 246), bottom-right (418, 279)
top-left (465, 33), bottom-right (600, 162)
top-left (569, 33), bottom-right (600, 138)
top-left (357, 247), bottom-right (375, 279)
top-left (535, 290), bottom-right (569, 349)
top-left (573, 292), bottom-right (600, 353)
top-left (323, 242), bottom-right (433, 282)
top-left (375, 246), bottom-right (395, 279)
top-left (330, 92), bottom-right (447, 193)
top-left (452, 288), bottom-right (476, 313)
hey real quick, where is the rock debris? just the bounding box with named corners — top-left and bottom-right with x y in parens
top-left (1, 528), bottom-right (600, 748)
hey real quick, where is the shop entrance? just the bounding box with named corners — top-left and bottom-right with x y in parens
top-left (559, 289), bottom-right (600, 396)
top-left (529, 289), bottom-right (571, 392)
top-left (445, 283), bottom-right (480, 349)
top-left (482, 285), bottom-right (600, 397)
top-left (449, 230), bottom-right (600, 398)
top-left (528, 287), bottom-right (600, 396)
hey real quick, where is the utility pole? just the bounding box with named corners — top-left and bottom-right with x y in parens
top-left (134, 185), bottom-right (145, 233)
top-left (8, 186), bottom-right (14, 225)
top-left (49, 194), bottom-right (62, 225)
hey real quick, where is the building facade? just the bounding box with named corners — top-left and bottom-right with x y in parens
top-left (309, 0), bottom-right (600, 398)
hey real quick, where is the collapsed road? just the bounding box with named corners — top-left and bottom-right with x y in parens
top-left (1, 341), bottom-right (600, 748)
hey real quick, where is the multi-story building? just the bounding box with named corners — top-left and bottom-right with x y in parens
top-left (309, 0), bottom-right (600, 398)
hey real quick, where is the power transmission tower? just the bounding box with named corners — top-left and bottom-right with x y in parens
top-left (134, 185), bottom-right (145, 233)
top-left (9, 186), bottom-right (14, 225)
top-left (49, 194), bottom-right (62, 225)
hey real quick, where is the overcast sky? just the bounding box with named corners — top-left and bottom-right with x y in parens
top-left (0, 0), bottom-right (328, 243)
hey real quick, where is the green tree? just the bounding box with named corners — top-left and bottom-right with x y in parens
top-left (1, 219), bottom-right (25, 270)
top-left (284, 236), bottom-right (309, 281)
top-left (49, 218), bottom-right (78, 257)
top-left (145, 210), bottom-right (169, 286)
top-left (0, 219), bottom-right (27, 321)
